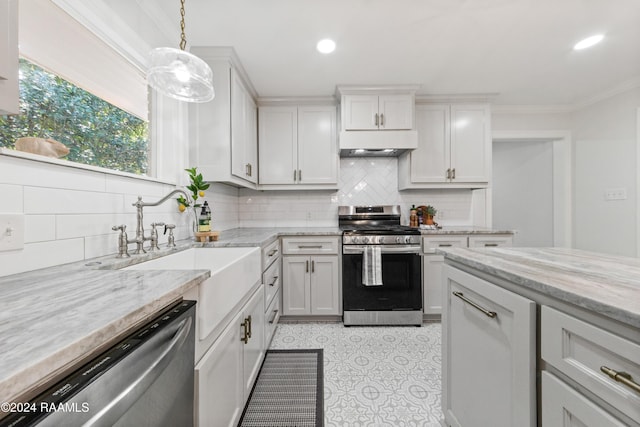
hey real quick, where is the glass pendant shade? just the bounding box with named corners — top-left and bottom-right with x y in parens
top-left (147, 47), bottom-right (215, 103)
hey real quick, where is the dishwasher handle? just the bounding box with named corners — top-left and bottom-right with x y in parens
top-left (83, 316), bottom-right (193, 427)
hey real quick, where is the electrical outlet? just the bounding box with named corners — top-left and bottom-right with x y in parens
top-left (0, 214), bottom-right (25, 251)
top-left (604, 188), bottom-right (627, 201)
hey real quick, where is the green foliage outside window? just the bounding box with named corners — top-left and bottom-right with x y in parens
top-left (0, 59), bottom-right (149, 175)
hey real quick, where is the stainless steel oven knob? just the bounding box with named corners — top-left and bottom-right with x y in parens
top-left (405, 236), bottom-right (412, 244)
top-left (395, 236), bottom-right (402, 244)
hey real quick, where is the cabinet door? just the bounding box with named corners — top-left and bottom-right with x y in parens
top-left (310, 255), bottom-right (340, 315)
top-left (195, 311), bottom-right (244, 427)
top-left (542, 372), bottom-right (627, 427)
top-left (343, 94), bottom-right (379, 130)
top-left (258, 106), bottom-right (297, 184)
top-left (242, 287), bottom-right (265, 400)
top-left (449, 104), bottom-right (490, 183)
top-left (410, 105), bottom-right (450, 183)
top-left (378, 94), bottom-right (413, 130)
top-left (244, 93), bottom-right (258, 183)
top-left (282, 256), bottom-right (311, 315)
top-left (297, 106), bottom-right (337, 184)
top-left (0, 0), bottom-right (19, 115)
top-left (231, 70), bottom-right (249, 181)
top-left (443, 265), bottom-right (536, 427)
top-left (423, 254), bottom-right (444, 315)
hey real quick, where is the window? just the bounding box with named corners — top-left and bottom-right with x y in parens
top-left (0, 59), bottom-right (149, 175)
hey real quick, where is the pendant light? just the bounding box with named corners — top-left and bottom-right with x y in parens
top-left (147, 0), bottom-right (214, 102)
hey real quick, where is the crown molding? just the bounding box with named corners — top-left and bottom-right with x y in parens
top-left (257, 96), bottom-right (337, 106)
top-left (415, 93), bottom-right (499, 104)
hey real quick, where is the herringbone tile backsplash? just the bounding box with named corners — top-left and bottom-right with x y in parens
top-left (239, 158), bottom-right (482, 227)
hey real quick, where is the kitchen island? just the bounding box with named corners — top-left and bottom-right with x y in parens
top-left (440, 247), bottom-right (640, 427)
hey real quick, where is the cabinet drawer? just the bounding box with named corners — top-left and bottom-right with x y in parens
top-left (263, 258), bottom-right (281, 310)
top-left (468, 235), bottom-right (513, 248)
top-left (542, 371), bottom-right (627, 427)
top-left (262, 239), bottom-right (280, 269)
top-left (422, 235), bottom-right (467, 254)
top-left (541, 306), bottom-right (640, 422)
top-left (264, 288), bottom-right (281, 347)
top-left (282, 236), bottom-right (339, 255)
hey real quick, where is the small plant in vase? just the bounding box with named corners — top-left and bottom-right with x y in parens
top-left (176, 168), bottom-right (210, 234)
top-left (425, 205), bottom-right (437, 225)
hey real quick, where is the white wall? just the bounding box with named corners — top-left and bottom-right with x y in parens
top-left (572, 88), bottom-right (640, 256)
top-left (493, 140), bottom-right (554, 246)
top-left (238, 157), bottom-right (482, 227)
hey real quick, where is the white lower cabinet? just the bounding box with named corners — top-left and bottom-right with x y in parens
top-left (195, 286), bottom-right (265, 427)
top-left (542, 372), bottom-right (628, 427)
top-left (541, 306), bottom-right (640, 425)
top-left (282, 255), bottom-right (340, 315)
top-left (442, 265), bottom-right (536, 427)
top-left (422, 234), bottom-right (512, 316)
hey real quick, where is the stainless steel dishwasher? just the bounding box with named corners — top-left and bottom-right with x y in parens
top-left (1, 300), bottom-right (196, 427)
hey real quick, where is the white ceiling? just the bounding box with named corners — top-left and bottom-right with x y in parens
top-left (101, 0), bottom-right (640, 105)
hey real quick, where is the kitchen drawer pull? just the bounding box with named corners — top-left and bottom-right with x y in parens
top-left (298, 245), bottom-right (323, 249)
top-left (268, 249), bottom-right (278, 257)
top-left (269, 275), bottom-right (279, 286)
top-left (269, 309), bottom-right (279, 324)
top-left (484, 243), bottom-right (499, 247)
top-left (240, 318), bottom-right (249, 344)
top-left (438, 244), bottom-right (453, 247)
top-left (453, 291), bottom-right (497, 318)
top-left (600, 366), bottom-right (640, 394)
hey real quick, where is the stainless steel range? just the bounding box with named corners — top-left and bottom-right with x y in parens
top-left (339, 205), bottom-right (422, 326)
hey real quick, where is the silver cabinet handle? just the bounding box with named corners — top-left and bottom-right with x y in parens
top-left (311, 260), bottom-right (315, 273)
top-left (247, 315), bottom-right (252, 338)
top-left (293, 170), bottom-right (297, 182)
top-left (268, 275), bottom-right (279, 286)
top-left (298, 245), bottom-right (323, 249)
top-left (484, 243), bottom-right (499, 247)
top-left (241, 318), bottom-right (249, 344)
top-left (298, 169), bottom-right (302, 181)
top-left (269, 309), bottom-right (279, 324)
top-left (438, 244), bottom-right (453, 247)
top-left (83, 317), bottom-right (192, 426)
top-left (452, 291), bottom-right (497, 318)
top-left (306, 260), bottom-right (309, 273)
top-left (375, 113), bottom-right (379, 126)
top-left (601, 366), bottom-right (640, 394)
top-left (446, 168), bottom-right (451, 180)
top-left (452, 168), bottom-right (456, 179)
top-left (268, 249), bottom-right (278, 257)
top-left (380, 113), bottom-right (384, 127)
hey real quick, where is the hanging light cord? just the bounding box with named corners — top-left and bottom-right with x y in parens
top-left (179, 0), bottom-right (187, 51)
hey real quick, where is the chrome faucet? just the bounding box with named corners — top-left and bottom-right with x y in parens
top-left (112, 189), bottom-right (192, 256)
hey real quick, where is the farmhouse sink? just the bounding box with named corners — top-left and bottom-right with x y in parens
top-left (124, 247), bottom-right (261, 341)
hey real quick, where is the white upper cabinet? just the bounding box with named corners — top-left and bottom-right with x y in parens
top-left (398, 103), bottom-right (491, 189)
top-left (343, 93), bottom-right (413, 130)
top-left (189, 48), bottom-right (258, 188)
top-left (0, 0), bottom-right (19, 115)
top-left (258, 103), bottom-right (337, 188)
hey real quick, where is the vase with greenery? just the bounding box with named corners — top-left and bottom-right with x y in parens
top-left (176, 167), bottom-right (210, 233)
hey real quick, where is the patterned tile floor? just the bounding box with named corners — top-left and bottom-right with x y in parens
top-left (270, 322), bottom-right (443, 427)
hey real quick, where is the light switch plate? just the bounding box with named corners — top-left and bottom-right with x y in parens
top-left (0, 214), bottom-right (25, 251)
top-left (604, 188), bottom-right (627, 201)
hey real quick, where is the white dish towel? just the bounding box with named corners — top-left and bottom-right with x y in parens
top-left (362, 246), bottom-right (383, 286)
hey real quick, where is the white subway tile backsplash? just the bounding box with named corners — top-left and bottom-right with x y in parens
top-left (0, 238), bottom-right (84, 277)
top-left (56, 213), bottom-right (133, 239)
top-left (0, 184), bottom-right (23, 213)
top-left (24, 215), bottom-right (56, 243)
top-left (0, 156), bottom-right (106, 192)
top-left (24, 187), bottom-right (126, 215)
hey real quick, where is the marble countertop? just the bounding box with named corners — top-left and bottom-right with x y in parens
top-left (0, 268), bottom-right (209, 404)
top-left (420, 226), bottom-right (514, 235)
top-left (440, 247), bottom-right (640, 329)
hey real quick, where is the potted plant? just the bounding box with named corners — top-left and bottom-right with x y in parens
top-left (425, 205), bottom-right (437, 225)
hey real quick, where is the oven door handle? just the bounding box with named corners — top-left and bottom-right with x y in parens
top-left (343, 245), bottom-right (421, 255)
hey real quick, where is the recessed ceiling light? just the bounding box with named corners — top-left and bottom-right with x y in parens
top-left (573, 34), bottom-right (604, 50)
top-left (316, 39), bottom-right (336, 54)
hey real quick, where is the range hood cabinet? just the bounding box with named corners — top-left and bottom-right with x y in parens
top-left (338, 130), bottom-right (418, 157)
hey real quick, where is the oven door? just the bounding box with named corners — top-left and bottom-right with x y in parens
top-left (342, 245), bottom-right (422, 311)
